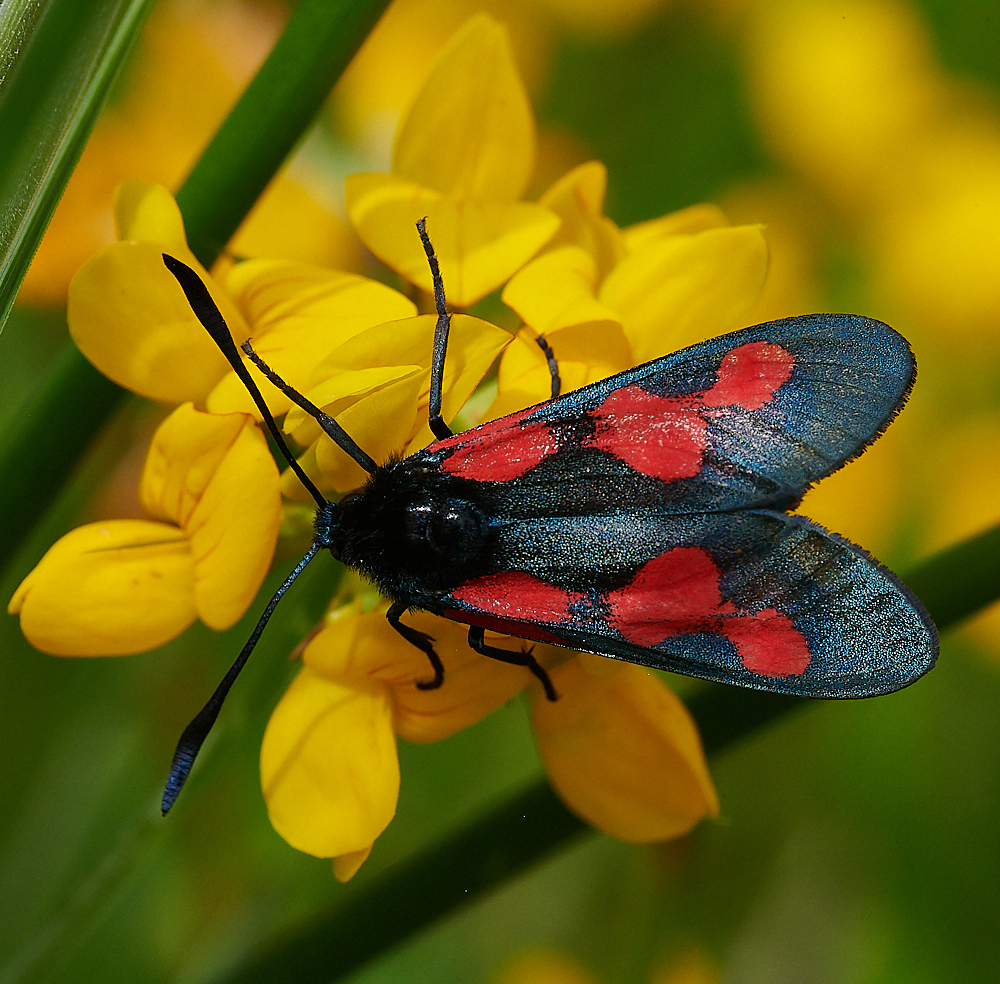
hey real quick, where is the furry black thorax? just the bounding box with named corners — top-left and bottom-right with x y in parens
top-left (318, 456), bottom-right (496, 608)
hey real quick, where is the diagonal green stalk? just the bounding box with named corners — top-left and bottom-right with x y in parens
top-left (0, 0), bottom-right (392, 575)
top-left (176, 0), bottom-right (392, 268)
top-left (217, 523), bottom-right (999, 984)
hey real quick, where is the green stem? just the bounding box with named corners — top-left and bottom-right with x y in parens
top-left (217, 526), bottom-right (996, 984)
top-left (902, 524), bottom-right (1000, 630)
top-left (223, 783), bottom-right (589, 984)
top-left (177, 0), bottom-right (392, 267)
top-left (0, 0), bottom-right (392, 574)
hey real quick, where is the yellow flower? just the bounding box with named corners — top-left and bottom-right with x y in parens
top-left (19, 1), bottom-right (357, 307)
top-left (345, 14), bottom-right (560, 307)
top-left (332, 0), bottom-right (550, 144)
top-left (69, 180), bottom-right (416, 413)
top-left (280, 312), bottom-right (512, 496)
top-left (260, 578), bottom-right (717, 880)
top-left (9, 404), bottom-right (280, 655)
top-left (491, 160), bottom-right (768, 417)
top-left (17, 181), bottom-right (418, 656)
top-left (68, 180), bottom-right (248, 404)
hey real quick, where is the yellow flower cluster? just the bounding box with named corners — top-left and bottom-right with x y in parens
top-left (10, 14), bottom-right (772, 878)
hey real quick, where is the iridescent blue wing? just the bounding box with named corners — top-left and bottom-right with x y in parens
top-left (408, 314), bottom-right (935, 697)
top-left (423, 314), bottom-right (915, 515)
top-left (435, 509), bottom-right (937, 698)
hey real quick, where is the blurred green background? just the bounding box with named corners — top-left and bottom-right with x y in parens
top-left (2, 0), bottom-right (1000, 982)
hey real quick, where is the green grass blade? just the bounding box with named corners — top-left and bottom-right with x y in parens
top-left (0, 0), bottom-right (156, 334)
top-left (903, 523), bottom-right (1000, 630)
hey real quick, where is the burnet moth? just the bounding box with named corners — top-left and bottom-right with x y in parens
top-left (159, 222), bottom-right (938, 814)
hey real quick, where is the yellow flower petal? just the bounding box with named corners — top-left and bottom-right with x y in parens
top-left (288, 313), bottom-right (510, 487)
top-left (484, 376), bottom-right (552, 421)
top-left (8, 520), bottom-right (195, 656)
top-left (140, 404), bottom-right (246, 524)
top-left (69, 181), bottom-right (249, 404)
top-left (230, 173), bottom-right (364, 271)
top-left (185, 431), bottom-right (281, 630)
top-left (113, 179), bottom-right (189, 253)
top-left (139, 404), bottom-right (280, 629)
top-left (599, 225), bottom-right (768, 364)
top-left (261, 667), bottom-right (399, 858)
top-left (530, 657), bottom-right (718, 843)
top-left (541, 161), bottom-right (606, 221)
top-left (346, 174), bottom-right (559, 306)
top-left (394, 14), bottom-right (535, 200)
top-left (539, 322), bottom-right (632, 377)
top-left (206, 259), bottom-right (417, 417)
top-left (622, 202), bottom-right (729, 252)
top-left (402, 313), bottom-right (515, 453)
top-left (333, 846), bottom-right (372, 883)
top-left (303, 611), bottom-right (532, 744)
top-left (489, 354), bottom-right (618, 420)
top-left (502, 245), bottom-right (620, 336)
top-left (313, 314), bottom-right (509, 400)
top-left (312, 372), bottom-right (426, 492)
top-left (227, 259), bottom-right (417, 345)
top-left (284, 365), bottom-right (424, 446)
top-left (68, 239), bottom-right (249, 404)
top-left (391, 617), bottom-right (534, 742)
top-left (539, 161), bottom-right (625, 275)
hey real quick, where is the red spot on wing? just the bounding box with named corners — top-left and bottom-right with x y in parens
top-left (581, 344), bottom-right (792, 483)
top-left (724, 609), bottom-right (811, 677)
top-left (606, 547), bottom-right (811, 677)
top-left (433, 341), bottom-right (792, 485)
top-left (605, 548), bottom-right (722, 644)
top-left (435, 407), bottom-right (558, 482)
top-left (450, 571), bottom-right (580, 624)
top-left (584, 387), bottom-right (707, 482)
top-left (701, 341), bottom-right (794, 410)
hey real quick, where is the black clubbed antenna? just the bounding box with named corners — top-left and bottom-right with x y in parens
top-left (161, 543), bottom-right (321, 814)
top-left (240, 340), bottom-right (376, 474)
top-left (159, 255), bottom-right (356, 815)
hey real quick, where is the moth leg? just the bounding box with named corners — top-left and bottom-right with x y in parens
top-left (534, 333), bottom-right (561, 400)
top-left (387, 601), bottom-right (445, 690)
top-left (468, 626), bottom-right (558, 702)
